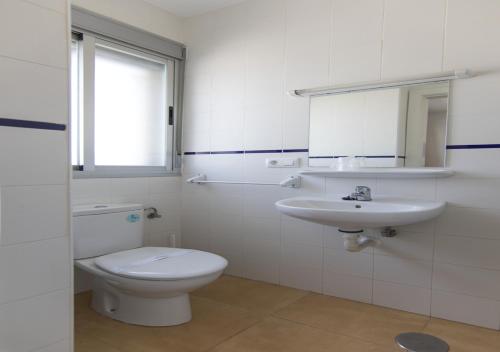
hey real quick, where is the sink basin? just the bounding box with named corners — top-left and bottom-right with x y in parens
top-left (275, 196), bottom-right (446, 230)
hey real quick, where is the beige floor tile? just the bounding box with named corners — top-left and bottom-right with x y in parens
top-left (422, 318), bottom-right (500, 352)
top-left (75, 277), bottom-right (500, 352)
top-left (192, 275), bottom-right (308, 316)
top-left (76, 294), bottom-right (259, 352)
top-left (274, 293), bottom-right (429, 348)
top-left (211, 317), bottom-right (388, 352)
top-left (75, 333), bottom-right (121, 352)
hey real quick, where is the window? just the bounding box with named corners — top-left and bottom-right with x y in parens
top-left (71, 32), bottom-right (179, 177)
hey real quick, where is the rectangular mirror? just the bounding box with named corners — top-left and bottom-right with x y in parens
top-left (308, 81), bottom-right (449, 168)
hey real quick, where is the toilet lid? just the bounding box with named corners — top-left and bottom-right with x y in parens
top-left (94, 247), bottom-right (228, 281)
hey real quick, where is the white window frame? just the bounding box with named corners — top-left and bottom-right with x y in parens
top-left (72, 32), bottom-right (180, 178)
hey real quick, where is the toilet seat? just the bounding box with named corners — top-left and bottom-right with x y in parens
top-left (94, 247), bottom-right (227, 281)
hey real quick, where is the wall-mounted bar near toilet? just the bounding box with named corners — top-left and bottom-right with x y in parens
top-left (186, 174), bottom-right (301, 188)
top-left (289, 69), bottom-right (471, 97)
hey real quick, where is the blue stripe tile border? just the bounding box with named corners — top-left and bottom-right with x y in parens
top-left (184, 149), bottom-right (309, 156)
top-left (309, 155), bottom-right (405, 159)
top-left (0, 118), bottom-right (66, 131)
top-left (185, 144), bottom-right (500, 156)
top-left (447, 144), bottom-right (500, 150)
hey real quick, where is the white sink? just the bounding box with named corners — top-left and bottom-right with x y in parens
top-left (275, 196), bottom-right (446, 230)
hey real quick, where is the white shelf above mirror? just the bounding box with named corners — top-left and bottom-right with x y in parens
top-left (299, 168), bottom-right (454, 178)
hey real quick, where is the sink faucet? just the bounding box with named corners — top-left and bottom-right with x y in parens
top-left (343, 186), bottom-right (372, 201)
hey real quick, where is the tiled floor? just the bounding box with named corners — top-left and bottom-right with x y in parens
top-left (75, 275), bottom-right (500, 352)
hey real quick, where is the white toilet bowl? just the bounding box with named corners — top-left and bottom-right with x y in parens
top-left (76, 247), bottom-right (227, 326)
top-left (72, 203), bottom-right (227, 326)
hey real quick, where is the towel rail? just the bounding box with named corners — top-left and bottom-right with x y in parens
top-left (186, 174), bottom-right (301, 188)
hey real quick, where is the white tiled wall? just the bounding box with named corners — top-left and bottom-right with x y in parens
top-left (0, 1), bottom-right (71, 352)
top-left (181, 0), bottom-right (500, 329)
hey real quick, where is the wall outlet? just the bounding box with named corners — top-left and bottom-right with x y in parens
top-left (266, 158), bottom-right (299, 168)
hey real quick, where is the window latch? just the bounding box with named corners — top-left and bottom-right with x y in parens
top-left (168, 106), bottom-right (174, 125)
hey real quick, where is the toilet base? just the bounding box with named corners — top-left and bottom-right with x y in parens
top-left (91, 279), bottom-right (192, 326)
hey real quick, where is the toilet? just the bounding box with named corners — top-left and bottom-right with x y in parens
top-left (73, 203), bottom-right (227, 326)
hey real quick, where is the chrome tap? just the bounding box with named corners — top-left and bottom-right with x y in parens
top-left (343, 186), bottom-right (372, 201)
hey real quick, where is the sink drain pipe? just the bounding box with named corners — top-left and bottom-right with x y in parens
top-left (339, 230), bottom-right (380, 252)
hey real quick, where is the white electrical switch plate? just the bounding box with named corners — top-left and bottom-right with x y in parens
top-left (266, 158), bottom-right (299, 168)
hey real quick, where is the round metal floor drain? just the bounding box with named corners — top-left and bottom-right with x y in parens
top-left (395, 332), bottom-right (449, 352)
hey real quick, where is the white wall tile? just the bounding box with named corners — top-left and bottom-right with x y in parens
top-left (1, 185), bottom-right (67, 245)
top-left (283, 95), bottom-right (310, 150)
top-left (183, 111), bottom-right (211, 152)
top-left (0, 127), bottom-right (68, 186)
top-left (435, 206), bottom-right (500, 240)
top-left (209, 187), bottom-right (244, 217)
top-left (0, 290), bottom-right (70, 352)
top-left (207, 154), bottom-right (245, 182)
top-left (377, 178), bottom-right (436, 200)
top-left (211, 28), bottom-right (245, 109)
top-left (0, 237), bottom-right (69, 304)
top-left (281, 218), bottom-right (323, 247)
top-left (1, 2), bottom-right (70, 350)
top-left (280, 243), bottom-right (323, 292)
top-left (433, 262), bottom-right (500, 301)
top-left (435, 235), bottom-right (500, 270)
top-left (281, 242), bottom-right (323, 269)
top-left (210, 107), bottom-right (245, 151)
top-left (280, 265), bottom-right (322, 293)
top-left (0, 0), bottom-right (67, 68)
top-left (373, 281), bottom-right (431, 315)
top-left (324, 248), bottom-right (373, 278)
top-left (244, 104), bottom-right (283, 150)
top-left (374, 231), bottom-right (434, 261)
top-left (382, 0), bottom-right (446, 78)
top-left (209, 214), bottom-right (245, 276)
top-left (437, 177), bottom-right (500, 209)
top-left (444, 0), bottom-right (500, 71)
top-left (323, 271), bottom-right (372, 303)
top-left (245, 14), bottom-right (285, 109)
top-left (243, 186), bottom-right (282, 219)
top-left (448, 73), bottom-right (500, 122)
top-left (109, 178), bottom-right (150, 204)
top-left (446, 149), bottom-right (500, 178)
top-left (0, 57), bottom-right (68, 124)
top-left (331, 0), bottom-right (383, 84)
top-left (243, 216), bottom-right (281, 243)
top-left (431, 290), bottom-right (500, 329)
top-left (71, 179), bottom-right (111, 205)
top-left (395, 219), bottom-right (435, 235)
top-left (374, 255), bottom-right (432, 288)
top-left (24, 0), bottom-right (66, 13)
top-left (284, 0), bottom-right (331, 90)
top-left (242, 237), bottom-right (280, 284)
top-left (148, 177), bottom-right (181, 196)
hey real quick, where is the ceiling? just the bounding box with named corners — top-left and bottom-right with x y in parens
top-left (142, 0), bottom-right (247, 17)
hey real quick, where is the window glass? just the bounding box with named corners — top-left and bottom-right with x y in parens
top-left (71, 40), bottom-right (82, 166)
top-left (94, 45), bottom-right (167, 166)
